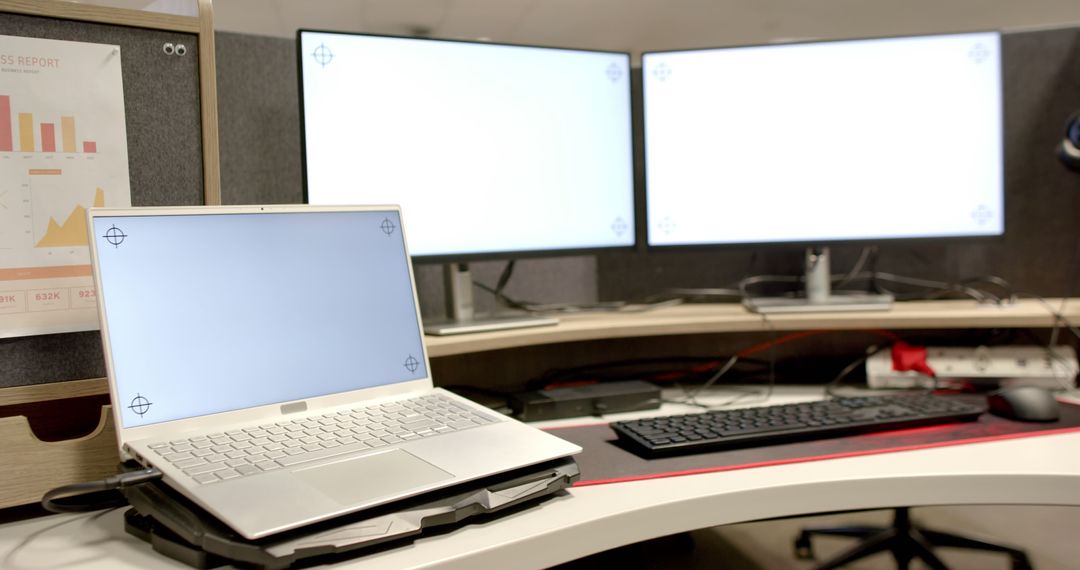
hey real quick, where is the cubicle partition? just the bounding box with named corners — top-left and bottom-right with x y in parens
top-left (0, 13), bottom-right (1079, 509)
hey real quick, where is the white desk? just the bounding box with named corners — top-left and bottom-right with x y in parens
top-left (4, 388), bottom-right (1080, 570)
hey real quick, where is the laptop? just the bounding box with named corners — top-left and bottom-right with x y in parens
top-left (87, 204), bottom-right (581, 540)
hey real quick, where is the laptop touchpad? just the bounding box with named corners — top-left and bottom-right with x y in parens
top-left (295, 449), bottom-right (453, 505)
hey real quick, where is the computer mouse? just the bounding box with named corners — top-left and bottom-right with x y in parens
top-left (986, 386), bottom-right (1060, 422)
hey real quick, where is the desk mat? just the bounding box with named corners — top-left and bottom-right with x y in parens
top-left (546, 398), bottom-right (1080, 486)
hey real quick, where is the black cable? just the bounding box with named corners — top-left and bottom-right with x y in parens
top-left (41, 467), bottom-right (162, 513)
top-left (492, 260), bottom-right (516, 308)
top-left (735, 264), bottom-right (1017, 306)
top-left (477, 268), bottom-right (680, 315)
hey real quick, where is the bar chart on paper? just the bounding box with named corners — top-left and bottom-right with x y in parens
top-left (0, 34), bottom-right (131, 337)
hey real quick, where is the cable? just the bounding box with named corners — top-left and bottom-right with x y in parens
top-left (862, 272), bottom-right (997, 303)
top-left (492, 259), bottom-right (516, 308)
top-left (1014, 292), bottom-right (1080, 391)
top-left (475, 261), bottom-right (682, 315)
top-left (833, 247), bottom-right (877, 290)
top-left (671, 316), bottom-right (793, 409)
top-left (41, 467), bottom-right (162, 513)
top-left (661, 287), bottom-right (744, 301)
top-left (1020, 292), bottom-right (1080, 342)
top-left (957, 275), bottom-right (1017, 303)
top-left (735, 266), bottom-right (1017, 306)
top-left (824, 344), bottom-right (887, 398)
top-left (738, 274), bottom-right (801, 300)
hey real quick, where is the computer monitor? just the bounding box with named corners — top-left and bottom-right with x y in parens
top-left (298, 31), bottom-right (635, 334)
top-left (642, 31), bottom-right (1004, 313)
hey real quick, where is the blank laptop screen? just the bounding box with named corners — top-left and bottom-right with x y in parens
top-left (91, 209), bottom-right (428, 429)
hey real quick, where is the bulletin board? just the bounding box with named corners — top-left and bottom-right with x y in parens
top-left (0, 0), bottom-right (221, 396)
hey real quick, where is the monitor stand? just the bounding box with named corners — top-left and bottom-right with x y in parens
top-left (423, 263), bottom-right (560, 336)
top-left (743, 247), bottom-right (894, 314)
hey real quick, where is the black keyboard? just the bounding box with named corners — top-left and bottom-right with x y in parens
top-left (610, 394), bottom-right (986, 456)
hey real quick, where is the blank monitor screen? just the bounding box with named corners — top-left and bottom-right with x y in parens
top-left (298, 31), bottom-right (635, 259)
top-left (643, 31), bottom-right (1004, 247)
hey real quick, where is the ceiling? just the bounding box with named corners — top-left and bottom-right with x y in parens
top-left (206, 0), bottom-right (1080, 54)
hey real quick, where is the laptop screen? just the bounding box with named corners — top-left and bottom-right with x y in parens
top-left (91, 208), bottom-right (428, 429)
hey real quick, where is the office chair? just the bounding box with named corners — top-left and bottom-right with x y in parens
top-left (792, 506), bottom-right (1032, 569)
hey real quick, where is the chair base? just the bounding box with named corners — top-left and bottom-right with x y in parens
top-left (793, 507), bottom-right (1032, 570)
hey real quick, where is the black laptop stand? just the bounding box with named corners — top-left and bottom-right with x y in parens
top-left (121, 458), bottom-right (579, 569)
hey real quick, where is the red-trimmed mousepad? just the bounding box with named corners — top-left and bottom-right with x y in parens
top-left (545, 396), bottom-right (1080, 486)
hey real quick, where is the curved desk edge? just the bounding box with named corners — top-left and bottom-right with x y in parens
top-left (3, 430), bottom-right (1078, 570)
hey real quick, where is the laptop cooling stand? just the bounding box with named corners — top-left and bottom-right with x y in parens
top-left (121, 458), bottom-right (579, 569)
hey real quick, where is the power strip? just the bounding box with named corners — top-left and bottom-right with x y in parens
top-left (865, 345), bottom-right (1079, 390)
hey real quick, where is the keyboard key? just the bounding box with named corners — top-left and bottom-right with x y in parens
top-left (235, 464), bottom-right (260, 476)
top-left (402, 418), bottom-right (438, 430)
top-left (185, 461), bottom-right (227, 476)
top-left (194, 473), bottom-right (219, 484)
top-left (174, 457), bottom-right (208, 469)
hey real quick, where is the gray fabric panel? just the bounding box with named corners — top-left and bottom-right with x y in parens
top-left (215, 31), bottom-right (303, 205)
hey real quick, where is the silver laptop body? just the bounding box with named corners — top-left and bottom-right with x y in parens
top-left (87, 204), bottom-right (580, 539)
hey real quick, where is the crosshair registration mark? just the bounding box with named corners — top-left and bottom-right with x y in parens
top-left (129, 393), bottom-right (152, 417)
top-left (103, 225), bottom-right (128, 247)
top-left (380, 218), bottom-right (397, 236)
top-left (312, 43), bottom-right (334, 68)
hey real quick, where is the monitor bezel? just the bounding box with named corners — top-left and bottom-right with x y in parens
top-left (296, 29), bottom-right (640, 264)
top-left (639, 30), bottom-right (1007, 253)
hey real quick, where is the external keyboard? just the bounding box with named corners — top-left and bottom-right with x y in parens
top-left (148, 394), bottom-right (498, 484)
top-left (610, 393), bottom-right (986, 456)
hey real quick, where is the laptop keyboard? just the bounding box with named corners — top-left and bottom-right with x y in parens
top-left (147, 394), bottom-right (498, 484)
